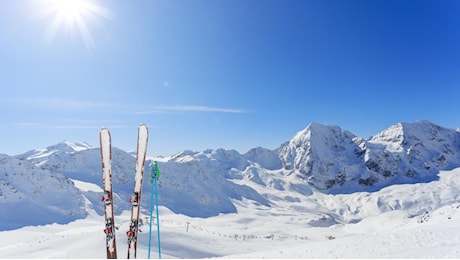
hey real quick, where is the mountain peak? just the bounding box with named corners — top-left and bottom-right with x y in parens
top-left (60, 141), bottom-right (93, 152)
top-left (369, 120), bottom-right (451, 152)
top-left (289, 122), bottom-right (355, 148)
top-left (279, 120), bottom-right (460, 192)
top-left (16, 141), bottom-right (94, 161)
top-left (42, 141), bottom-right (93, 155)
top-left (279, 122), bottom-right (361, 190)
top-left (288, 122), bottom-right (357, 152)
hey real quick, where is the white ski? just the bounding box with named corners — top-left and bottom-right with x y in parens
top-left (127, 123), bottom-right (149, 259)
top-left (100, 128), bottom-right (117, 259)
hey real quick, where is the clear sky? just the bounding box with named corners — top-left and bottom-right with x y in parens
top-left (0, 0), bottom-right (459, 157)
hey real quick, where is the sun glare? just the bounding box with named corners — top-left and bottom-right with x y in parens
top-left (39, 0), bottom-right (112, 51)
top-left (53, 0), bottom-right (87, 23)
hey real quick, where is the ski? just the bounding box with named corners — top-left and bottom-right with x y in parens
top-left (100, 128), bottom-right (118, 259)
top-left (127, 123), bottom-right (149, 259)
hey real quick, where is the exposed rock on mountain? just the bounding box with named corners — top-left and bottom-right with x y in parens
top-left (279, 120), bottom-right (460, 193)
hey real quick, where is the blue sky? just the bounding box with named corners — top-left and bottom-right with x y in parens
top-left (0, 0), bottom-right (459, 156)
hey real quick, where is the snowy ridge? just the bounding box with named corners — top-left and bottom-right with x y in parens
top-left (0, 154), bottom-right (86, 230)
top-left (279, 120), bottom-right (460, 193)
top-left (279, 122), bottom-right (362, 191)
top-left (1, 120), bottom-right (460, 257)
top-left (156, 148), bottom-right (271, 217)
top-left (17, 141), bottom-right (93, 161)
top-left (1, 120), bottom-right (460, 230)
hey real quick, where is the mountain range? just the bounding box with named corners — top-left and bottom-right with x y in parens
top-left (1, 120), bottom-right (459, 231)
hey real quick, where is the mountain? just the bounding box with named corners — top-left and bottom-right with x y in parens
top-left (156, 149), bottom-right (272, 217)
top-left (18, 141), bottom-right (93, 161)
top-left (1, 120), bottom-right (460, 232)
top-left (0, 154), bottom-right (87, 230)
top-left (15, 141), bottom-right (142, 216)
top-left (12, 143), bottom-right (277, 221)
top-left (279, 120), bottom-right (460, 193)
top-left (279, 122), bottom-right (363, 191)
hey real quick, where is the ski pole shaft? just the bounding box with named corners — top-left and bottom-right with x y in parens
top-left (147, 165), bottom-right (155, 259)
top-left (155, 177), bottom-right (161, 259)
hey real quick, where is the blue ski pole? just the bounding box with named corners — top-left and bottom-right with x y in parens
top-left (147, 164), bottom-right (155, 259)
top-left (154, 168), bottom-right (161, 259)
top-left (148, 161), bottom-right (161, 259)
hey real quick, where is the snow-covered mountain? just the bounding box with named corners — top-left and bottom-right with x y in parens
top-left (15, 142), bottom-right (142, 217)
top-left (1, 120), bottom-right (460, 233)
top-left (0, 154), bottom-right (87, 230)
top-left (279, 120), bottom-right (460, 193)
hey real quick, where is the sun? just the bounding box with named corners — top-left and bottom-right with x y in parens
top-left (52, 0), bottom-right (88, 22)
top-left (38, 0), bottom-right (112, 51)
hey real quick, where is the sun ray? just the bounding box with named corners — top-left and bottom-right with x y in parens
top-left (38, 0), bottom-right (112, 51)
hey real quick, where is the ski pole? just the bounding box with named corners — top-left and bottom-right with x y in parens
top-left (147, 164), bottom-right (155, 259)
top-left (148, 161), bottom-right (162, 259)
top-left (154, 161), bottom-right (162, 258)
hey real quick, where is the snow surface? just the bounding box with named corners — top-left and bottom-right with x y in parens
top-left (1, 120), bottom-right (460, 258)
top-left (71, 179), bottom-right (103, 192)
top-left (1, 168), bottom-right (460, 258)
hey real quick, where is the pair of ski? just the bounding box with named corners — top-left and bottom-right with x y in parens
top-left (100, 123), bottom-right (148, 259)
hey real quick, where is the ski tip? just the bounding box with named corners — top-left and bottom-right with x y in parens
top-left (139, 123), bottom-right (148, 132)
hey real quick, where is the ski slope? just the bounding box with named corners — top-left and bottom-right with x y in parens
top-left (1, 168), bottom-right (460, 258)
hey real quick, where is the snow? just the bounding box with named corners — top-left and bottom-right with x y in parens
top-left (280, 120), bottom-right (460, 193)
top-left (1, 120), bottom-right (460, 258)
top-left (1, 169), bottom-right (460, 258)
top-left (71, 179), bottom-right (103, 192)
